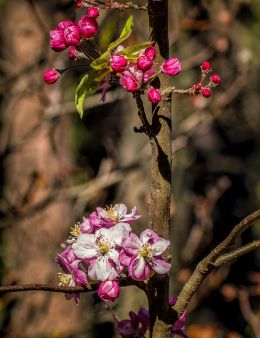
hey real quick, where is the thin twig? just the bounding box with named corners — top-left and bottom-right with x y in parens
top-left (0, 278), bottom-right (146, 294)
top-left (173, 209), bottom-right (260, 314)
top-left (214, 240), bottom-right (260, 268)
top-left (82, 0), bottom-right (147, 11)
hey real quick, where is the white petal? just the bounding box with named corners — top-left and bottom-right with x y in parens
top-left (152, 239), bottom-right (170, 255)
top-left (72, 234), bottom-right (98, 259)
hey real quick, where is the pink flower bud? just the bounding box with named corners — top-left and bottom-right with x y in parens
top-left (194, 83), bottom-right (201, 92)
top-left (201, 87), bottom-right (212, 98)
top-left (68, 46), bottom-right (81, 61)
top-left (137, 55), bottom-right (153, 72)
top-left (78, 16), bottom-right (98, 39)
top-left (75, 0), bottom-right (83, 7)
top-left (120, 71), bottom-right (138, 92)
top-left (50, 29), bottom-right (66, 52)
top-left (110, 55), bottom-right (128, 73)
top-left (98, 280), bottom-right (120, 302)
top-left (57, 20), bottom-right (75, 31)
top-left (201, 61), bottom-right (211, 72)
top-left (161, 57), bottom-right (181, 76)
top-left (210, 73), bottom-right (222, 86)
top-left (43, 68), bottom-right (61, 84)
top-left (145, 46), bottom-right (156, 60)
top-left (87, 6), bottom-right (99, 19)
top-left (147, 88), bottom-right (162, 104)
top-left (64, 25), bottom-right (80, 46)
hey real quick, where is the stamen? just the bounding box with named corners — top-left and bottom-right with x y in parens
top-left (58, 272), bottom-right (71, 286)
top-left (104, 205), bottom-right (118, 222)
top-left (70, 222), bottom-right (81, 238)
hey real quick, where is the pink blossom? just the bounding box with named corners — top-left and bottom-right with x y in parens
top-left (117, 307), bottom-right (149, 338)
top-left (120, 71), bottom-right (138, 92)
top-left (96, 203), bottom-right (141, 227)
top-left (147, 87), bottom-right (162, 104)
top-left (68, 46), bottom-right (83, 61)
top-left (80, 216), bottom-right (95, 233)
top-left (201, 87), bottom-right (212, 98)
top-left (56, 246), bottom-right (89, 304)
top-left (201, 61), bottom-right (211, 72)
top-left (145, 46), bottom-right (156, 60)
top-left (64, 25), bottom-right (80, 46)
top-left (194, 83), bottom-right (201, 92)
top-left (78, 16), bottom-right (98, 39)
top-left (50, 29), bottom-right (67, 52)
top-left (121, 229), bottom-right (171, 281)
top-left (137, 55), bottom-right (153, 72)
top-left (130, 64), bottom-right (155, 84)
top-left (210, 73), bottom-right (222, 86)
top-left (43, 68), bottom-right (61, 84)
top-left (98, 280), bottom-right (120, 302)
top-left (75, 0), bottom-right (83, 7)
top-left (57, 20), bottom-right (75, 31)
top-left (110, 55), bottom-right (128, 73)
top-left (161, 57), bottom-right (181, 76)
top-left (87, 6), bottom-right (99, 19)
top-left (72, 223), bottom-right (131, 281)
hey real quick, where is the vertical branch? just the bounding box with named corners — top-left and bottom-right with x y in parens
top-left (147, 1), bottom-right (174, 337)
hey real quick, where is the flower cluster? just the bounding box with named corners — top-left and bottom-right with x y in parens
top-left (109, 47), bottom-right (181, 104)
top-left (43, 5), bottom-right (100, 84)
top-left (193, 61), bottom-right (222, 98)
top-left (56, 203), bottom-right (170, 304)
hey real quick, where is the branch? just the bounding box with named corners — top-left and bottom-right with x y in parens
top-left (213, 240), bottom-right (260, 268)
top-left (173, 209), bottom-right (260, 314)
top-left (0, 278), bottom-right (146, 294)
top-left (81, 0), bottom-right (147, 11)
top-left (133, 92), bottom-right (153, 138)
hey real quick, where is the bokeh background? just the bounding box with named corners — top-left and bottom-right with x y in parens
top-left (0, 0), bottom-right (259, 337)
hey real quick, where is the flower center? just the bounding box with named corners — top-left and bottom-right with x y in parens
top-left (98, 241), bottom-right (111, 254)
top-left (58, 272), bottom-right (71, 286)
top-left (138, 244), bottom-right (152, 259)
top-left (104, 205), bottom-right (118, 222)
top-left (70, 222), bottom-right (81, 238)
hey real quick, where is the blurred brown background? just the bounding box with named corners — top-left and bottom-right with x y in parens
top-left (0, 0), bottom-right (259, 337)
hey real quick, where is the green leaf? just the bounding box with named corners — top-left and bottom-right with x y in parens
top-left (91, 16), bottom-right (135, 71)
top-left (107, 15), bottom-right (134, 51)
top-left (90, 51), bottom-right (110, 70)
top-left (75, 70), bottom-right (100, 118)
top-left (121, 41), bottom-right (154, 60)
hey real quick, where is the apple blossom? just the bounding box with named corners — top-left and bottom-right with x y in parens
top-left (50, 29), bottom-right (67, 51)
top-left (201, 87), bottom-right (212, 98)
top-left (120, 229), bottom-right (171, 281)
top-left (64, 25), bottom-right (81, 46)
top-left (117, 307), bottom-right (149, 338)
top-left (43, 68), bottom-right (61, 84)
top-left (161, 57), bottom-right (181, 76)
top-left (110, 55), bottom-right (128, 73)
top-left (147, 87), bottom-right (162, 104)
top-left (145, 46), bottom-right (156, 60)
top-left (72, 223), bottom-right (131, 281)
top-left (78, 16), bottom-right (98, 39)
top-left (98, 280), bottom-right (120, 302)
top-left (87, 6), bottom-right (99, 19)
top-left (120, 71), bottom-right (138, 92)
top-left (137, 55), bottom-right (153, 72)
top-left (211, 73), bottom-right (222, 86)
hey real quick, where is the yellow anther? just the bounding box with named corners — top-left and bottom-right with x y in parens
top-left (70, 222), bottom-right (81, 238)
top-left (104, 205), bottom-right (118, 222)
top-left (58, 272), bottom-right (71, 286)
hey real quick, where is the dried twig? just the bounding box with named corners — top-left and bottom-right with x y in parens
top-left (82, 0), bottom-right (147, 11)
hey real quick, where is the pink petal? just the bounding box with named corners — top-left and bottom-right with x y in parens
top-left (151, 238), bottom-right (170, 255)
top-left (150, 257), bottom-right (171, 275)
top-left (128, 256), bottom-right (151, 281)
top-left (72, 234), bottom-right (98, 259)
top-left (122, 232), bottom-right (141, 256)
